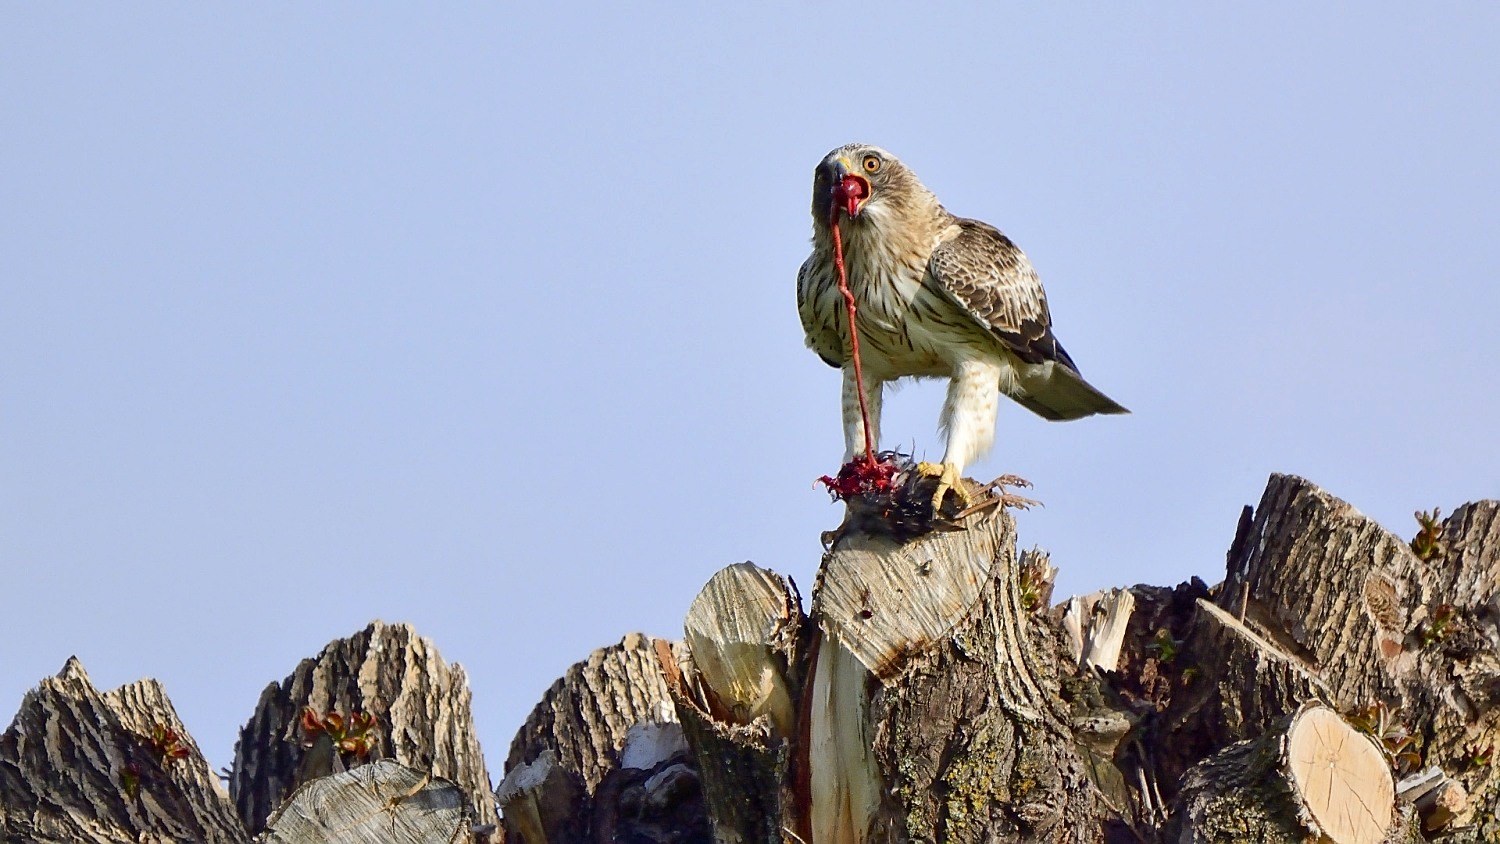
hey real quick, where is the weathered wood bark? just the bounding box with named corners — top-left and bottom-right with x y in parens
top-left (230, 620), bottom-right (496, 835)
top-left (500, 632), bottom-right (708, 843)
top-left (259, 759), bottom-right (478, 843)
top-left (1218, 475), bottom-right (1500, 835)
top-left (505, 632), bottom-right (679, 792)
top-left (1147, 598), bottom-right (1330, 797)
top-left (1167, 703), bottom-right (1418, 844)
top-left (0, 657), bottom-right (248, 843)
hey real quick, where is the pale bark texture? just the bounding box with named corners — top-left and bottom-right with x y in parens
top-left (230, 620), bottom-right (496, 835)
top-left (0, 658), bottom-right (247, 843)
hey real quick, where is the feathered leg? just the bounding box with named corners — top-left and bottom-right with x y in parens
top-left (920, 358), bottom-right (1001, 509)
top-left (841, 365), bottom-right (883, 462)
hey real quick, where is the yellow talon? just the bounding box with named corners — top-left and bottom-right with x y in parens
top-left (916, 461), bottom-right (968, 512)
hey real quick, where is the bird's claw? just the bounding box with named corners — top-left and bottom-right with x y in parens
top-left (963, 474), bottom-right (1040, 514)
top-left (915, 461), bottom-right (969, 513)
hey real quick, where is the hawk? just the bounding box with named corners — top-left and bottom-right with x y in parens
top-left (797, 143), bottom-right (1127, 506)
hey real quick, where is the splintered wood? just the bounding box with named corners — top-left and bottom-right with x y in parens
top-left (683, 562), bottom-right (799, 737)
top-left (1061, 587), bottom-right (1136, 671)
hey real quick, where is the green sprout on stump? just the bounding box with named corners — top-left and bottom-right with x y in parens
top-left (120, 763), bottom-right (141, 799)
top-left (1418, 603), bottom-right (1458, 649)
top-left (1348, 701), bottom-right (1422, 776)
top-left (1411, 508), bottom-right (1446, 561)
top-left (301, 707), bottom-right (380, 759)
top-left (1017, 549), bottom-right (1054, 614)
top-left (1463, 740), bottom-right (1494, 772)
top-left (146, 723), bottom-right (192, 767)
top-left (1146, 629), bottom-right (1182, 664)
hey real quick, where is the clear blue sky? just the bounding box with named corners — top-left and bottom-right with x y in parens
top-left (4, 5), bottom-right (1497, 778)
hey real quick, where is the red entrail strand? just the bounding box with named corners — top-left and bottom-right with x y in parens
top-left (830, 219), bottom-right (877, 467)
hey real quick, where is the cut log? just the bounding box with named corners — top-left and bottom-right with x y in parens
top-left (0, 657), bottom-right (248, 843)
top-left (230, 620), bottom-right (495, 835)
top-left (808, 508), bottom-right (1111, 842)
top-left (1285, 706), bottom-right (1395, 843)
top-left (681, 562), bottom-right (802, 738)
top-left (258, 759), bottom-right (474, 843)
top-left (1169, 703), bottom-right (1417, 844)
top-left (1220, 475), bottom-right (1500, 828)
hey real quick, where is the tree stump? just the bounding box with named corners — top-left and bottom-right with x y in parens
top-left (230, 620), bottom-right (495, 835)
top-left (648, 507), bottom-right (1114, 843)
top-left (0, 657), bottom-right (247, 843)
top-left (814, 510), bottom-right (1111, 843)
top-left (498, 632), bottom-right (708, 843)
top-left (655, 563), bottom-right (804, 843)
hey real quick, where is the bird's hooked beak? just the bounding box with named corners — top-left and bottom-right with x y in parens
top-left (829, 156), bottom-right (870, 222)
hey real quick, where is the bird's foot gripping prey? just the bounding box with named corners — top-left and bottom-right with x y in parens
top-left (818, 456), bottom-right (1039, 547)
top-left (799, 143), bottom-right (1126, 541)
top-left (915, 461), bottom-right (968, 512)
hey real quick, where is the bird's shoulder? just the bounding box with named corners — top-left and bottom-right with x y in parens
top-left (931, 218), bottom-right (1034, 284)
top-left (926, 217), bottom-right (1077, 368)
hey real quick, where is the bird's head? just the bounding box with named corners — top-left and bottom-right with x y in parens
top-left (811, 143), bottom-right (931, 232)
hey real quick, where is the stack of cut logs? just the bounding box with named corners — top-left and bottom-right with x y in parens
top-left (3, 474), bottom-right (1497, 842)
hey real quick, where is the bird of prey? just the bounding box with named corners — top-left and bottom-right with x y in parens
top-left (797, 143), bottom-right (1127, 507)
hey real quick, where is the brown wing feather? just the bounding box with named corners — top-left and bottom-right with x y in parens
top-left (927, 219), bottom-right (1079, 371)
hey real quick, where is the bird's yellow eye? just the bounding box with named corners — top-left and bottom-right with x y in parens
top-left (862, 154), bottom-right (881, 173)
